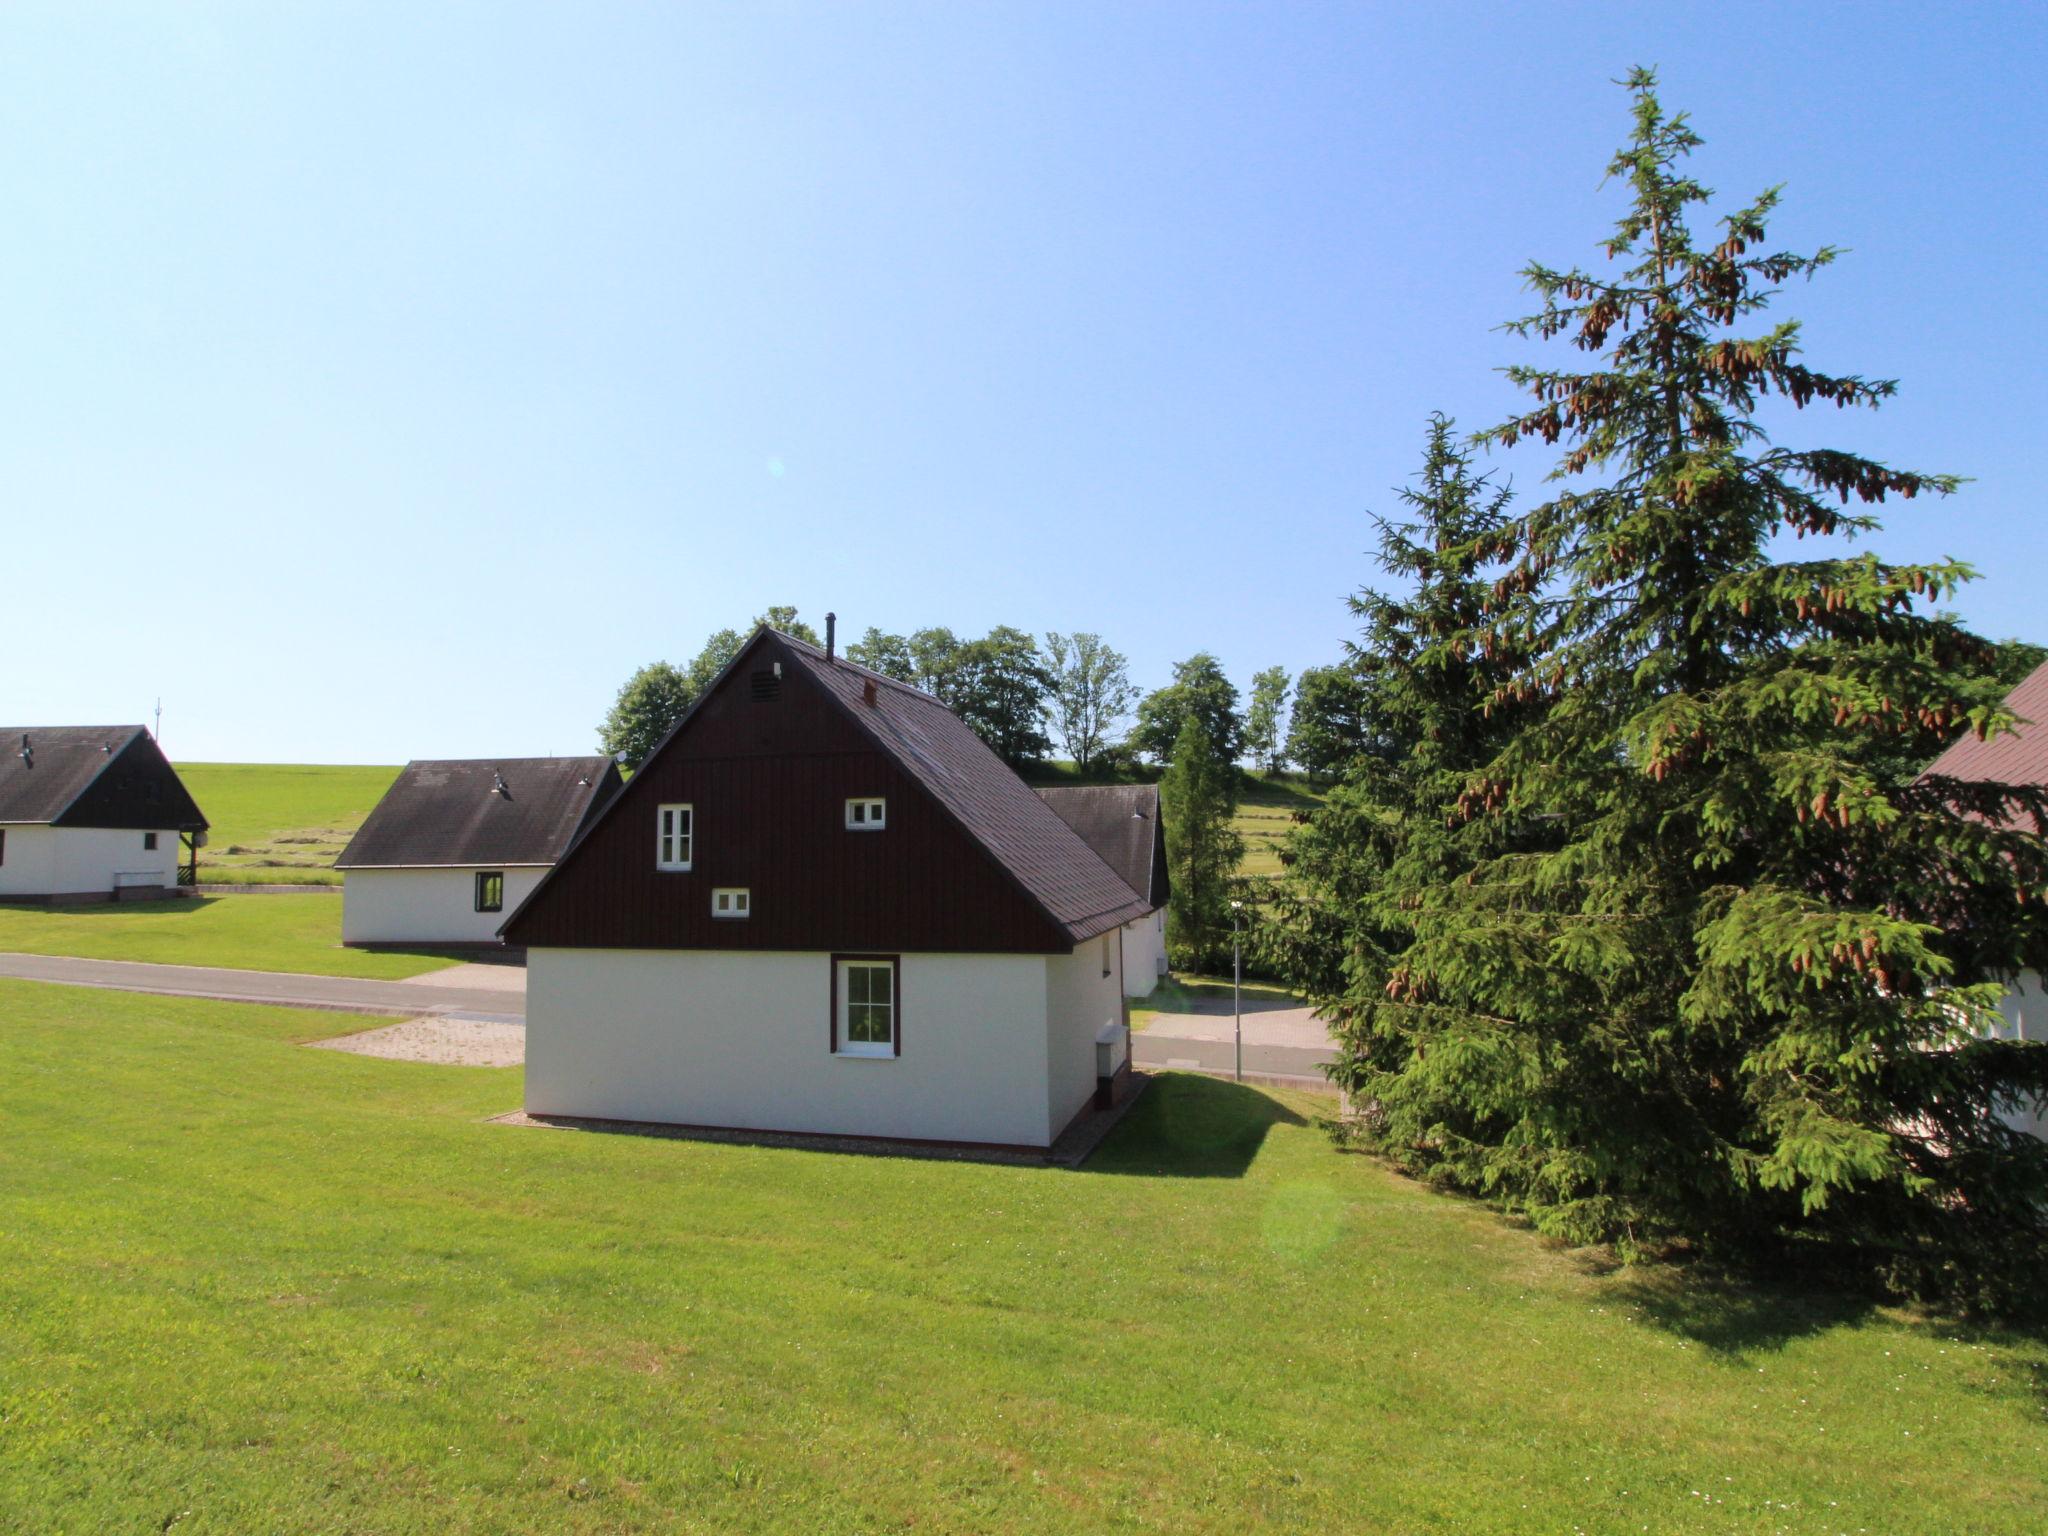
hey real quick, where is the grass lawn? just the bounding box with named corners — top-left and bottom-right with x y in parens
top-left (0, 894), bottom-right (458, 980)
top-left (2, 980), bottom-right (2042, 1534)
top-left (1129, 971), bottom-right (1302, 1032)
top-left (176, 762), bottom-right (402, 885)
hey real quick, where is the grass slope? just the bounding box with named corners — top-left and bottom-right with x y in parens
top-left (177, 762), bottom-right (402, 885)
top-left (1020, 763), bottom-right (1324, 879)
top-left (0, 895), bottom-right (457, 979)
top-left (1, 979), bottom-right (2041, 1534)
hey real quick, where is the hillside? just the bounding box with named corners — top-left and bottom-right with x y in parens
top-left (176, 762), bottom-right (401, 885)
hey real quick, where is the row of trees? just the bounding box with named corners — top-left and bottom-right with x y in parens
top-left (1266, 71), bottom-right (2048, 1313)
top-left (601, 614), bottom-right (1330, 777)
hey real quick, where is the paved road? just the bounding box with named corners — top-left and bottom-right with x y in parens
top-left (0, 952), bottom-right (525, 1024)
top-left (1132, 996), bottom-right (1337, 1088)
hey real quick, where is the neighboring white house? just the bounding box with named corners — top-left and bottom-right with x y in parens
top-left (335, 756), bottom-right (622, 946)
top-left (1037, 784), bottom-right (1170, 999)
top-left (0, 726), bottom-right (207, 902)
top-left (1919, 659), bottom-right (2048, 1140)
top-left (502, 623), bottom-right (1152, 1150)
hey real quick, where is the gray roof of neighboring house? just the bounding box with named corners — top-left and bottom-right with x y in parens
top-left (1035, 783), bottom-right (1169, 911)
top-left (777, 633), bottom-right (1153, 943)
top-left (335, 756), bottom-right (624, 869)
top-left (0, 726), bottom-right (207, 830)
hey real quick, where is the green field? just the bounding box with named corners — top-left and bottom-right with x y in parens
top-left (176, 762), bottom-right (401, 885)
top-left (1, 979), bottom-right (2041, 1534)
top-left (1020, 763), bottom-right (1324, 879)
top-left (0, 895), bottom-right (457, 980)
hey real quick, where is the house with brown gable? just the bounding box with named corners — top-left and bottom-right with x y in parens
top-left (0, 726), bottom-right (207, 902)
top-left (502, 623), bottom-right (1149, 1150)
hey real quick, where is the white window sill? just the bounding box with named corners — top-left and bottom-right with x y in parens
top-left (835, 1045), bottom-right (895, 1060)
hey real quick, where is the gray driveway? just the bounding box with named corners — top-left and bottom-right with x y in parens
top-left (0, 952), bottom-right (526, 1024)
top-left (1131, 991), bottom-right (1337, 1087)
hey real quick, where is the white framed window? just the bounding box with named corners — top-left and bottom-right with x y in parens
top-left (656, 803), bottom-right (693, 870)
top-left (834, 956), bottom-right (898, 1057)
top-left (845, 797), bottom-right (886, 830)
top-left (712, 887), bottom-right (750, 919)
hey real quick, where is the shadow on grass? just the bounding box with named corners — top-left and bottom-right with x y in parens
top-left (1608, 1265), bottom-right (1880, 1359)
top-left (3, 897), bottom-right (212, 920)
top-left (1082, 1072), bottom-right (1307, 1179)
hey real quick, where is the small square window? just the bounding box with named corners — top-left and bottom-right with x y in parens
top-left (657, 804), bottom-right (694, 870)
top-left (712, 887), bottom-right (750, 919)
top-left (475, 871), bottom-right (504, 913)
top-left (143, 832), bottom-right (159, 851)
top-left (845, 797), bottom-right (886, 830)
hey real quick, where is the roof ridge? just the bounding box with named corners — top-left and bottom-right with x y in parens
top-left (770, 629), bottom-right (944, 704)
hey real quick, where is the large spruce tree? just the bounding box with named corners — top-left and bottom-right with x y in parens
top-left (1360, 72), bottom-right (2048, 1308)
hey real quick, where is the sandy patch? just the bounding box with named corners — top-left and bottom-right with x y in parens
top-left (310, 1015), bottom-right (526, 1067)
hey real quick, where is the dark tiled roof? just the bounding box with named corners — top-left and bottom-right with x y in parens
top-left (779, 634), bottom-right (1153, 943)
top-left (0, 726), bottom-right (207, 830)
top-left (1036, 784), bottom-right (1169, 910)
top-left (336, 757), bottom-right (624, 868)
top-left (1921, 662), bottom-right (2048, 795)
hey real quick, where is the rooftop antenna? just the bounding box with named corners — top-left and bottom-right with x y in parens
top-left (154, 697), bottom-right (162, 743)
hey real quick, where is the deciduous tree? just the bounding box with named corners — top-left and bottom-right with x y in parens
top-left (1044, 632), bottom-right (1136, 772)
top-left (1244, 666), bottom-right (1292, 773)
top-left (597, 661), bottom-right (694, 770)
top-left (1132, 654), bottom-right (1244, 765)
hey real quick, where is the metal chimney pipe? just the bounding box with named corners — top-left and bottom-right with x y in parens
top-left (825, 612), bottom-right (837, 661)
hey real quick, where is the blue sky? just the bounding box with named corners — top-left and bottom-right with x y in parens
top-left (6, 2), bottom-right (2043, 763)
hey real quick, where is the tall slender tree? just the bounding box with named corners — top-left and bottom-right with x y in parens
top-left (1364, 72), bottom-right (2047, 1308)
top-left (1160, 719), bottom-right (1244, 970)
top-left (1044, 632), bottom-right (1136, 772)
top-left (1244, 667), bottom-right (1292, 773)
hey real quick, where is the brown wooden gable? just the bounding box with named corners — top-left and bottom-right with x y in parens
top-left (503, 631), bottom-right (1077, 953)
top-left (52, 731), bottom-right (208, 832)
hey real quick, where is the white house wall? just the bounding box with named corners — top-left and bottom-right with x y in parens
top-left (0, 824), bottom-right (180, 899)
top-left (341, 867), bottom-right (547, 945)
top-left (1995, 971), bottom-right (2048, 1141)
top-left (1119, 908), bottom-right (1168, 999)
top-left (526, 947), bottom-right (1065, 1146)
top-left (1045, 936), bottom-right (1125, 1138)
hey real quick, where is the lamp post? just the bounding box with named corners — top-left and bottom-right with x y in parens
top-left (1230, 899), bottom-right (1244, 1082)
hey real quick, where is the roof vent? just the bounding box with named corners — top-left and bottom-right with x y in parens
top-left (18, 733), bottom-right (30, 768)
top-left (825, 611), bottom-right (837, 662)
top-left (863, 678), bottom-right (878, 707)
top-left (751, 669), bottom-right (781, 703)
top-left (491, 770), bottom-right (509, 798)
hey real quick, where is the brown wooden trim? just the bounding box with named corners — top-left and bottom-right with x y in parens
top-left (829, 952), bottom-right (902, 1057)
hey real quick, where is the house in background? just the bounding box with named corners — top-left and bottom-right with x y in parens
top-left (0, 726), bottom-right (208, 902)
top-left (1920, 660), bottom-right (2048, 1140)
top-left (503, 624), bottom-right (1150, 1151)
top-left (336, 756), bottom-right (623, 946)
top-left (1036, 784), bottom-right (1170, 998)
